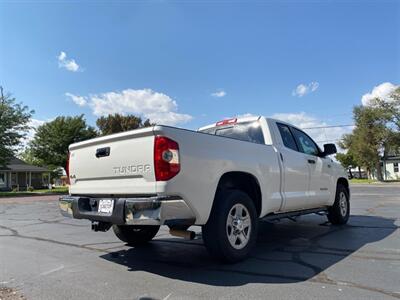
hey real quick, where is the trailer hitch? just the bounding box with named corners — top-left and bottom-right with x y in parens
top-left (91, 221), bottom-right (112, 232)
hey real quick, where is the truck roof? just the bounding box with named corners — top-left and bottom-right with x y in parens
top-left (198, 116), bottom-right (306, 133)
top-left (198, 115), bottom-right (262, 131)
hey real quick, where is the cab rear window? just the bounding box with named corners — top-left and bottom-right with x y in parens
top-left (200, 122), bottom-right (265, 144)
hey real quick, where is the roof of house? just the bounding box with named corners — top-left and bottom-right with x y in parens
top-left (0, 157), bottom-right (48, 172)
top-left (384, 156), bottom-right (400, 161)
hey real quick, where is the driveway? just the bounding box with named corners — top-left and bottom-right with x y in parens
top-left (0, 185), bottom-right (399, 299)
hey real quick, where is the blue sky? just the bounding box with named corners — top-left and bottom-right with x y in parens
top-left (0, 0), bottom-right (399, 144)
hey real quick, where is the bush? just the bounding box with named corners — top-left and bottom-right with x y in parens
top-left (27, 186), bottom-right (34, 192)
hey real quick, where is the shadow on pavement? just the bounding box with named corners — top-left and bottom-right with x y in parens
top-left (100, 214), bottom-right (397, 286)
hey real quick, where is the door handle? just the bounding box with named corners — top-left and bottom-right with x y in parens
top-left (280, 153), bottom-right (284, 162)
top-left (307, 159), bottom-right (316, 164)
top-left (96, 147), bottom-right (110, 158)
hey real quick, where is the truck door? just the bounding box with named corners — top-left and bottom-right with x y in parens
top-left (290, 127), bottom-right (332, 206)
top-left (275, 123), bottom-right (310, 211)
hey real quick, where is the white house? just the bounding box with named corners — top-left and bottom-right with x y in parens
top-left (382, 155), bottom-right (400, 180)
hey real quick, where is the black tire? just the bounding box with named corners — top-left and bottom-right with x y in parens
top-left (202, 189), bottom-right (258, 263)
top-left (327, 183), bottom-right (350, 225)
top-left (112, 225), bottom-right (160, 246)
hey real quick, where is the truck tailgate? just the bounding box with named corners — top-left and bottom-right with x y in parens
top-left (68, 127), bottom-right (156, 195)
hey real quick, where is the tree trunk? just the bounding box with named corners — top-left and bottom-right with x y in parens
top-left (376, 162), bottom-right (383, 182)
top-left (348, 168), bottom-right (353, 179)
top-left (358, 166), bottom-right (362, 178)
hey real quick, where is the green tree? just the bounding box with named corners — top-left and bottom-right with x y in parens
top-left (340, 104), bottom-right (393, 180)
top-left (363, 87), bottom-right (400, 171)
top-left (96, 114), bottom-right (153, 136)
top-left (374, 87), bottom-right (400, 130)
top-left (19, 147), bottom-right (42, 166)
top-left (335, 152), bottom-right (358, 178)
top-left (0, 86), bottom-right (33, 167)
top-left (29, 115), bottom-right (97, 170)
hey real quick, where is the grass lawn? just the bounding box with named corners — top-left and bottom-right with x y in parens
top-left (350, 178), bottom-right (378, 184)
top-left (0, 186), bottom-right (68, 197)
top-left (350, 178), bottom-right (400, 184)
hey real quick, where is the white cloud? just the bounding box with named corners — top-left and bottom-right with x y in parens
top-left (146, 111), bottom-right (192, 125)
top-left (58, 52), bottom-right (66, 60)
top-left (211, 89), bottom-right (227, 98)
top-left (272, 112), bottom-right (316, 128)
top-left (57, 51), bottom-right (81, 72)
top-left (66, 88), bottom-right (192, 126)
top-left (293, 84), bottom-right (308, 97)
top-left (236, 113), bottom-right (257, 118)
top-left (29, 118), bottom-right (46, 128)
top-left (271, 112), bottom-right (353, 148)
top-left (310, 81), bottom-right (319, 92)
top-left (361, 82), bottom-right (399, 106)
top-left (18, 118), bottom-right (47, 150)
top-left (65, 92), bottom-right (87, 107)
top-left (26, 119), bottom-right (46, 141)
top-left (292, 81), bottom-right (319, 97)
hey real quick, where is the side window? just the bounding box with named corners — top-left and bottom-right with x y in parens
top-left (291, 127), bottom-right (319, 156)
top-left (277, 123), bottom-right (298, 151)
top-left (394, 163), bottom-right (399, 173)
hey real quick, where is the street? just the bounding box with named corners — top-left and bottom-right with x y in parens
top-left (1, 184), bottom-right (399, 300)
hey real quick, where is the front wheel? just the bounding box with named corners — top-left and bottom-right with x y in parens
top-left (327, 184), bottom-right (350, 225)
top-left (202, 189), bottom-right (258, 263)
top-left (112, 225), bottom-right (160, 246)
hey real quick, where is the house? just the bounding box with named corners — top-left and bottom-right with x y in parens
top-left (364, 154), bottom-right (400, 181)
top-left (345, 154), bottom-right (400, 181)
top-left (348, 167), bottom-right (368, 179)
top-left (382, 155), bottom-right (400, 180)
top-left (0, 157), bottom-right (50, 191)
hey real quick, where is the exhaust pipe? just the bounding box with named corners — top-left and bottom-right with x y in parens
top-left (169, 229), bottom-right (196, 240)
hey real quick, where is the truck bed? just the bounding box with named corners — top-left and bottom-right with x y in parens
top-left (68, 125), bottom-right (282, 224)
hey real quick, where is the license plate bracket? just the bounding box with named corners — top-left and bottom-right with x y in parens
top-left (98, 199), bottom-right (114, 214)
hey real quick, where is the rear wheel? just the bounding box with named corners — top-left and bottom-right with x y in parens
top-left (202, 189), bottom-right (258, 263)
top-left (112, 225), bottom-right (160, 246)
top-left (327, 184), bottom-right (350, 225)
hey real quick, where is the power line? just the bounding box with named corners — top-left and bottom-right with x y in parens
top-left (315, 139), bottom-right (341, 143)
top-left (301, 124), bottom-right (354, 130)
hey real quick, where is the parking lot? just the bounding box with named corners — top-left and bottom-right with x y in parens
top-left (0, 184), bottom-right (399, 300)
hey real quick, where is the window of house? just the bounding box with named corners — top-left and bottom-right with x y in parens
top-left (0, 172), bottom-right (6, 186)
top-left (394, 162), bottom-right (399, 173)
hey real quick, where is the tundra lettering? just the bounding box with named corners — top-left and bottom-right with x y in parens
top-left (113, 164), bottom-right (151, 175)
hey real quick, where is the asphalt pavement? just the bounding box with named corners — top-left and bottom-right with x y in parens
top-left (0, 184), bottom-right (399, 300)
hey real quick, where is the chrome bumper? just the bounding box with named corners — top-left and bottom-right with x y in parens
top-left (59, 196), bottom-right (195, 226)
top-left (59, 197), bottom-right (74, 218)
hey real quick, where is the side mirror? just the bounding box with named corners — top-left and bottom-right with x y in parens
top-left (322, 143), bottom-right (337, 156)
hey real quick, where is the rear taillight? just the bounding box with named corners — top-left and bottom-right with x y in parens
top-left (154, 136), bottom-right (180, 181)
top-left (66, 152), bottom-right (70, 184)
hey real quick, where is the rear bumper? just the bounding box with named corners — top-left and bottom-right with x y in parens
top-left (59, 195), bottom-right (196, 226)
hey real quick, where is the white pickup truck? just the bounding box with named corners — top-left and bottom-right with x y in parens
top-left (60, 116), bottom-right (350, 262)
